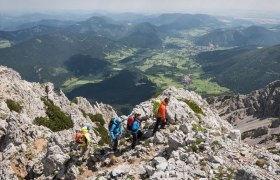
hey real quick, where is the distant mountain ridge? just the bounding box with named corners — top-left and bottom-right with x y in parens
top-left (0, 31), bottom-right (121, 86)
top-left (0, 25), bottom-right (59, 44)
top-left (148, 13), bottom-right (223, 31)
top-left (195, 26), bottom-right (280, 47)
top-left (196, 45), bottom-right (280, 93)
top-left (121, 22), bottom-right (162, 48)
top-left (68, 16), bottom-right (127, 39)
top-left (17, 19), bottom-right (76, 30)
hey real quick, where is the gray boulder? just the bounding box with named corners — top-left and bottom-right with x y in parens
top-left (152, 157), bottom-right (168, 171)
top-left (168, 130), bottom-right (186, 149)
top-left (43, 145), bottom-right (70, 176)
top-left (180, 123), bottom-right (192, 134)
top-left (145, 165), bottom-right (156, 176)
top-left (229, 129), bottom-right (241, 142)
top-left (0, 160), bottom-right (18, 180)
top-left (153, 132), bottom-right (166, 144)
top-left (235, 166), bottom-right (263, 180)
top-left (252, 127), bottom-right (268, 138)
top-left (270, 119), bottom-right (280, 128)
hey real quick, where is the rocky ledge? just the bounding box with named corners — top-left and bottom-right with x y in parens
top-left (0, 66), bottom-right (280, 179)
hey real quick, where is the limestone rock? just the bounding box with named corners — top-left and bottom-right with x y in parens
top-left (168, 130), bottom-right (186, 149)
top-left (43, 144), bottom-right (70, 176)
top-left (152, 157), bottom-right (168, 171)
top-left (229, 129), bottom-right (241, 142)
top-left (252, 126), bottom-right (268, 138)
top-left (153, 132), bottom-right (165, 144)
top-left (235, 166), bottom-right (262, 180)
top-left (0, 160), bottom-right (18, 180)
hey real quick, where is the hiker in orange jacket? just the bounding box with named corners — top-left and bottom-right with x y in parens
top-left (153, 98), bottom-right (170, 134)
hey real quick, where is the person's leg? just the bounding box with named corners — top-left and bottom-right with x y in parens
top-left (137, 130), bottom-right (143, 140)
top-left (113, 139), bottom-right (118, 151)
top-left (153, 117), bottom-right (161, 134)
top-left (160, 120), bottom-right (166, 129)
top-left (131, 133), bottom-right (137, 149)
top-left (80, 145), bottom-right (87, 158)
top-left (82, 146), bottom-right (89, 160)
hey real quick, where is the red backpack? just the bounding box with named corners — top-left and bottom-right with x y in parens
top-left (127, 117), bottom-right (135, 131)
top-left (75, 132), bottom-right (84, 144)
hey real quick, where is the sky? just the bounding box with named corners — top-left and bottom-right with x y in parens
top-left (0, 0), bottom-right (280, 14)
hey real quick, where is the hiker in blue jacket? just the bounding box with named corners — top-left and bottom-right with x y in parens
top-left (131, 113), bottom-right (143, 149)
top-left (110, 117), bottom-right (123, 152)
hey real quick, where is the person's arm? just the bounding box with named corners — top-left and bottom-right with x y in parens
top-left (131, 121), bottom-right (139, 133)
top-left (119, 125), bottom-right (122, 137)
top-left (160, 105), bottom-right (166, 121)
top-left (84, 133), bottom-right (90, 145)
top-left (110, 124), bottom-right (116, 140)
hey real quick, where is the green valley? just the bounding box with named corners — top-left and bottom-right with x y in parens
top-left (1, 12), bottom-right (279, 114)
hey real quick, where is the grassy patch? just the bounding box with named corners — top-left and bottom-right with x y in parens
top-left (187, 138), bottom-right (206, 153)
top-left (215, 167), bottom-right (235, 180)
top-left (5, 99), bottom-right (23, 113)
top-left (80, 109), bottom-right (87, 118)
top-left (183, 99), bottom-right (204, 115)
top-left (192, 123), bottom-right (207, 133)
top-left (211, 141), bottom-right (222, 149)
top-left (78, 167), bottom-right (85, 174)
top-left (241, 130), bottom-right (254, 140)
top-left (0, 113), bottom-right (8, 120)
top-left (192, 79), bottom-right (231, 97)
top-left (34, 98), bottom-right (73, 132)
top-left (0, 40), bottom-right (11, 48)
top-left (88, 113), bottom-right (110, 145)
top-left (71, 97), bottom-right (78, 104)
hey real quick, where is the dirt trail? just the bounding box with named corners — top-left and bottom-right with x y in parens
top-left (77, 135), bottom-right (165, 179)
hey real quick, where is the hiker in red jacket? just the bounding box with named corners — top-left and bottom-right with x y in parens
top-left (153, 98), bottom-right (170, 135)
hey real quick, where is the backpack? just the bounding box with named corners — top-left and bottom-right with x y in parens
top-left (108, 118), bottom-right (115, 131)
top-left (153, 99), bottom-right (161, 115)
top-left (75, 131), bottom-right (84, 144)
top-left (127, 117), bottom-right (135, 131)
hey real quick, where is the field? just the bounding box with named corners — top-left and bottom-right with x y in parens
top-left (62, 29), bottom-right (232, 97)
top-left (0, 40), bottom-right (11, 48)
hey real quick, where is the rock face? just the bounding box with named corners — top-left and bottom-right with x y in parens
top-left (0, 66), bottom-right (280, 180)
top-left (0, 66), bottom-right (117, 179)
top-left (208, 80), bottom-right (280, 148)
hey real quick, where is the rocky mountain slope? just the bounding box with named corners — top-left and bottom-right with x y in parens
top-left (208, 80), bottom-right (280, 148)
top-left (0, 66), bottom-right (280, 179)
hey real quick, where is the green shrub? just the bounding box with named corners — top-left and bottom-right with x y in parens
top-left (71, 97), bottom-right (78, 104)
top-left (215, 167), bottom-right (235, 180)
top-left (211, 141), bottom-right (222, 149)
top-left (80, 109), bottom-right (87, 118)
top-left (6, 99), bottom-right (23, 113)
top-left (34, 98), bottom-right (73, 132)
top-left (88, 113), bottom-right (110, 145)
top-left (88, 113), bottom-right (105, 126)
top-left (195, 138), bottom-right (204, 145)
top-left (182, 99), bottom-right (204, 115)
top-left (241, 130), bottom-right (254, 140)
top-left (192, 123), bottom-right (207, 133)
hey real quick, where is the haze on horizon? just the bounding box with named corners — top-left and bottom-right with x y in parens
top-left (1, 0), bottom-right (280, 15)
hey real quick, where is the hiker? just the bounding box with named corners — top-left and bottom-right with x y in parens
top-left (109, 117), bottom-right (123, 152)
top-left (153, 97), bottom-right (170, 135)
top-left (76, 124), bottom-right (91, 160)
top-left (131, 113), bottom-right (143, 149)
top-left (45, 84), bottom-right (50, 100)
